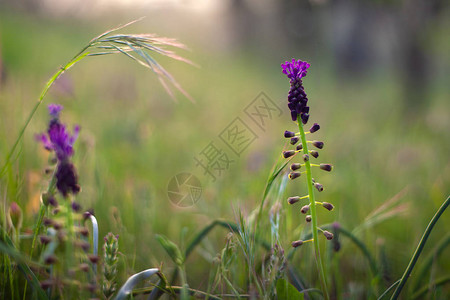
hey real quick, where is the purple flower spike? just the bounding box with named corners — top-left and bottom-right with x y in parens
top-left (48, 104), bottom-right (63, 119)
top-left (281, 59), bottom-right (311, 123)
top-left (37, 104), bottom-right (81, 197)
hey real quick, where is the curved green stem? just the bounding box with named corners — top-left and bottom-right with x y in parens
top-left (378, 279), bottom-right (400, 300)
top-left (298, 117), bottom-right (329, 299)
top-left (390, 196), bottom-right (450, 299)
top-left (411, 233), bottom-right (450, 292)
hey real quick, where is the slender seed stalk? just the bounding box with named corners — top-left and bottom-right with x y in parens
top-left (0, 47), bottom-right (89, 178)
top-left (298, 116), bottom-right (329, 299)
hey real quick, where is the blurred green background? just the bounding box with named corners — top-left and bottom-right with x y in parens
top-left (0, 0), bottom-right (449, 295)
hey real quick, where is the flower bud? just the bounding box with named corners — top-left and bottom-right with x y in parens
top-left (290, 137), bottom-right (299, 145)
top-left (291, 240), bottom-right (304, 248)
top-left (283, 150), bottom-right (296, 159)
top-left (79, 227), bottom-right (89, 237)
top-left (40, 280), bottom-right (54, 289)
top-left (334, 240), bottom-right (341, 252)
top-left (39, 235), bottom-right (52, 245)
top-left (310, 150), bottom-right (319, 158)
top-left (284, 131), bottom-right (296, 138)
top-left (86, 283), bottom-right (97, 293)
top-left (8, 202), bottom-right (23, 230)
top-left (305, 215), bottom-right (312, 222)
top-left (287, 196), bottom-right (300, 205)
top-left (296, 144), bottom-right (303, 151)
top-left (43, 218), bottom-right (54, 227)
top-left (290, 163), bottom-right (302, 171)
top-left (320, 164), bottom-right (333, 172)
top-left (323, 231), bottom-right (334, 240)
top-left (79, 263), bottom-right (90, 272)
top-left (44, 255), bottom-right (58, 265)
top-left (88, 254), bottom-right (99, 264)
top-left (301, 113), bottom-right (309, 124)
top-left (48, 195), bottom-right (58, 207)
top-left (314, 182), bottom-right (324, 192)
top-left (301, 205), bottom-right (310, 214)
top-left (71, 201), bottom-right (81, 212)
top-left (53, 222), bottom-right (63, 230)
top-left (76, 241), bottom-right (90, 252)
top-left (83, 211), bottom-right (92, 221)
top-left (322, 202), bottom-right (334, 211)
top-left (288, 172), bottom-right (301, 180)
top-left (312, 141), bottom-right (324, 149)
top-left (49, 156), bottom-right (58, 165)
top-left (302, 154), bottom-right (309, 162)
top-left (309, 123), bottom-right (320, 133)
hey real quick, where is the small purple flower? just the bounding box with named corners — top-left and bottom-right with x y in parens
top-left (281, 59), bottom-right (311, 123)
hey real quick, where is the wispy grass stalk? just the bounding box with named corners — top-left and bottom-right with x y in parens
top-left (0, 18), bottom-right (192, 178)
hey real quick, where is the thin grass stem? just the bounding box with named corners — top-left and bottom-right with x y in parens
top-left (378, 279), bottom-right (400, 300)
top-left (411, 233), bottom-right (450, 292)
top-left (411, 275), bottom-right (450, 299)
top-left (390, 196), bottom-right (450, 299)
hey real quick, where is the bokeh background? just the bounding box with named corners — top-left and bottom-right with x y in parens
top-left (1, 0), bottom-right (449, 295)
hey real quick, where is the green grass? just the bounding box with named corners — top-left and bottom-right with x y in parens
top-left (0, 7), bottom-right (449, 299)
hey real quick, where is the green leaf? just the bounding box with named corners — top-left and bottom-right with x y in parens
top-left (115, 268), bottom-right (160, 300)
top-left (155, 234), bottom-right (184, 266)
top-left (276, 278), bottom-right (304, 300)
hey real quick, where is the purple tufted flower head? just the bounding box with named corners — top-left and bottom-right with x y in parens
top-left (281, 59), bottom-right (311, 123)
top-left (36, 104), bottom-right (81, 197)
top-left (36, 105), bottom-right (80, 162)
top-left (281, 59), bottom-right (310, 81)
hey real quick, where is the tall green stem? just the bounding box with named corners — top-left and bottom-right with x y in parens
top-left (297, 118), bottom-right (329, 299)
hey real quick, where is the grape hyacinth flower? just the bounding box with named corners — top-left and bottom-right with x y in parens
top-left (281, 59), bottom-right (334, 298)
top-left (36, 104), bottom-right (80, 197)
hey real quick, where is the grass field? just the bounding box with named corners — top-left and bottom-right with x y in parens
top-left (0, 7), bottom-right (449, 299)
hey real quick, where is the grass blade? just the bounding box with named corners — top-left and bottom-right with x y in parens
top-left (390, 195), bottom-right (450, 299)
top-left (411, 233), bottom-right (450, 292)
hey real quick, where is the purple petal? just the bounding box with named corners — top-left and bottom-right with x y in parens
top-left (48, 104), bottom-right (63, 118)
top-left (69, 125), bottom-right (80, 145)
top-left (35, 133), bottom-right (53, 151)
